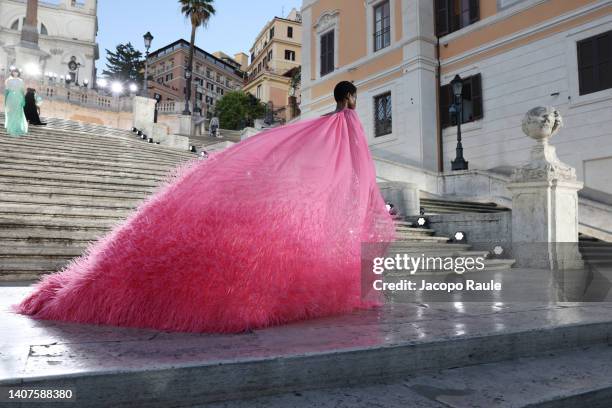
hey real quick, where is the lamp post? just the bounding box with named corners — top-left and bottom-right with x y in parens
top-left (450, 74), bottom-right (469, 171)
top-left (143, 31), bottom-right (153, 96)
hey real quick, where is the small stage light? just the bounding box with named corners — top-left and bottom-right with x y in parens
top-left (454, 231), bottom-right (466, 243)
top-left (416, 217), bottom-right (428, 228)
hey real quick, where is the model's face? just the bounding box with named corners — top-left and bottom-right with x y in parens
top-left (347, 92), bottom-right (357, 109)
top-left (10, 71), bottom-right (18, 78)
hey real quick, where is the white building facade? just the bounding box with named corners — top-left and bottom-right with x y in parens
top-left (0, 0), bottom-right (98, 84)
top-left (300, 0), bottom-right (612, 197)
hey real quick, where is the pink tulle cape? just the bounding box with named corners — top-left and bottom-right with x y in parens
top-left (16, 109), bottom-right (396, 333)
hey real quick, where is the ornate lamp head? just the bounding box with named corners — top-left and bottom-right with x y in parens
top-left (521, 106), bottom-right (563, 142)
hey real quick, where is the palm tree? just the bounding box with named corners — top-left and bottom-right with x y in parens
top-left (179, 0), bottom-right (216, 115)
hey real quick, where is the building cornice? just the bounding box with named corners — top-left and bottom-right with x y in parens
top-left (5, 0), bottom-right (97, 17)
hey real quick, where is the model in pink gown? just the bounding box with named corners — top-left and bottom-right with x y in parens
top-left (16, 103), bottom-right (396, 333)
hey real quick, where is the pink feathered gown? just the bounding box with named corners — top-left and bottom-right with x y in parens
top-left (16, 109), bottom-right (396, 333)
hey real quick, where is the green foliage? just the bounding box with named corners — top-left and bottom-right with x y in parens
top-left (102, 42), bottom-right (144, 82)
top-left (214, 91), bottom-right (266, 130)
top-left (179, 0), bottom-right (216, 27)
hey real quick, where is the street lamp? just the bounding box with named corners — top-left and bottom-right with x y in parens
top-left (143, 31), bottom-right (154, 96)
top-left (450, 74), bottom-right (469, 171)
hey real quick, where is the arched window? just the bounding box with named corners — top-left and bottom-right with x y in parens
top-left (10, 19), bottom-right (19, 30)
top-left (40, 23), bottom-right (48, 35)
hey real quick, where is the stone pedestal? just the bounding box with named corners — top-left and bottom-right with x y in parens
top-left (132, 96), bottom-right (156, 137)
top-left (378, 181), bottom-right (420, 217)
top-left (178, 115), bottom-right (193, 137)
top-left (508, 107), bottom-right (583, 270)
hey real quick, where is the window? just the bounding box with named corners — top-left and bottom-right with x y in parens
top-left (577, 30), bottom-right (612, 96)
top-left (374, 92), bottom-right (392, 137)
top-left (374, 1), bottom-right (391, 52)
top-left (439, 73), bottom-right (483, 128)
top-left (267, 50), bottom-right (273, 62)
top-left (320, 30), bottom-right (335, 77)
top-left (269, 26), bottom-right (275, 39)
top-left (165, 73), bottom-right (173, 82)
top-left (256, 84), bottom-right (262, 99)
top-left (285, 50), bottom-right (296, 61)
top-left (435, 0), bottom-right (480, 37)
top-left (10, 19), bottom-right (18, 30)
top-left (287, 26), bottom-right (294, 38)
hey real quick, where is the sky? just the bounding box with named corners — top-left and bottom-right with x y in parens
top-left (96, 0), bottom-right (303, 72)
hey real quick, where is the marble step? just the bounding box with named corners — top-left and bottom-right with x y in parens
top-left (0, 153), bottom-right (177, 176)
top-left (0, 195), bottom-right (138, 213)
top-left (0, 129), bottom-right (192, 157)
top-left (0, 143), bottom-right (191, 167)
top-left (0, 169), bottom-right (162, 189)
top-left (0, 163), bottom-right (170, 184)
top-left (0, 192), bottom-right (142, 209)
top-left (0, 176), bottom-right (157, 195)
top-left (0, 202), bottom-right (131, 218)
top-left (0, 245), bottom-right (85, 256)
top-left (0, 137), bottom-right (193, 166)
top-left (0, 215), bottom-right (118, 230)
top-left (2, 293), bottom-right (611, 408)
top-left (197, 344), bottom-right (612, 408)
top-left (3, 125), bottom-right (192, 154)
top-left (0, 227), bottom-right (107, 241)
top-left (0, 183), bottom-right (149, 200)
top-left (394, 235), bottom-right (450, 243)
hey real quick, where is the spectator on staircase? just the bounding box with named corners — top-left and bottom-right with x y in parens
top-left (3, 67), bottom-right (28, 136)
top-left (24, 88), bottom-right (46, 126)
top-left (209, 116), bottom-right (219, 138)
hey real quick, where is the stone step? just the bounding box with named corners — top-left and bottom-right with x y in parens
top-left (0, 169), bottom-right (161, 189)
top-left (2, 125), bottom-right (193, 156)
top-left (0, 137), bottom-right (193, 166)
top-left (0, 176), bottom-right (157, 195)
top-left (2, 286), bottom-right (611, 408)
top-left (0, 142), bottom-right (190, 168)
top-left (0, 260), bottom-right (72, 272)
top-left (0, 192), bottom-right (139, 210)
top-left (0, 245), bottom-right (84, 256)
top-left (0, 128), bottom-right (192, 158)
top-left (0, 183), bottom-right (149, 200)
top-left (0, 163), bottom-right (169, 184)
top-left (0, 226), bottom-right (106, 241)
top-left (0, 153), bottom-right (177, 176)
top-left (0, 202), bottom-right (131, 219)
top-left (418, 198), bottom-right (509, 214)
top-left (389, 242), bottom-right (472, 251)
top-left (0, 214), bottom-right (118, 229)
top-left (0, 236), bottom-right (93, 248)
top-left (200, 344), bottom-right (612, 408)
top-left (394, 235), bottom-right (450, 243)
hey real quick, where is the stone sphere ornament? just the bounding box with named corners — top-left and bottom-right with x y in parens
top-left (521, 106), bottom-right (563, 142)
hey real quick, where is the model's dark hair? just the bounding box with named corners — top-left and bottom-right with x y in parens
top-left (334, 81), bottom-right (356, 102)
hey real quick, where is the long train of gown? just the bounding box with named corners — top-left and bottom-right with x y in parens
top-left (16, 109), bottom-right (396, 333)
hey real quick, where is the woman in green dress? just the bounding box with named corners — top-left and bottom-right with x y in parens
top-left (3, 68), bottom-right (28, 136)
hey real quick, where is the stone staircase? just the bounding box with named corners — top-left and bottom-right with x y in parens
top-left (391, 218), bottom-right (515, 272)
top-left (189, 128), bottom-right (242, 152)
top-left (420, 196), bottom-right (511, 214)
top-left (0, 114), bottom-right (195, 281)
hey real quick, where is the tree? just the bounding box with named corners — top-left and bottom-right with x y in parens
top-left (179, 0), bottom-right (216, 115)
top-left (214, 91), bottom-right (266, 130)
top-left (102, 42), bottom-right (144, 82)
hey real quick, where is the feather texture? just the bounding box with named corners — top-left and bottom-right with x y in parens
top-left (15, 109), bottom-right (396, 333)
